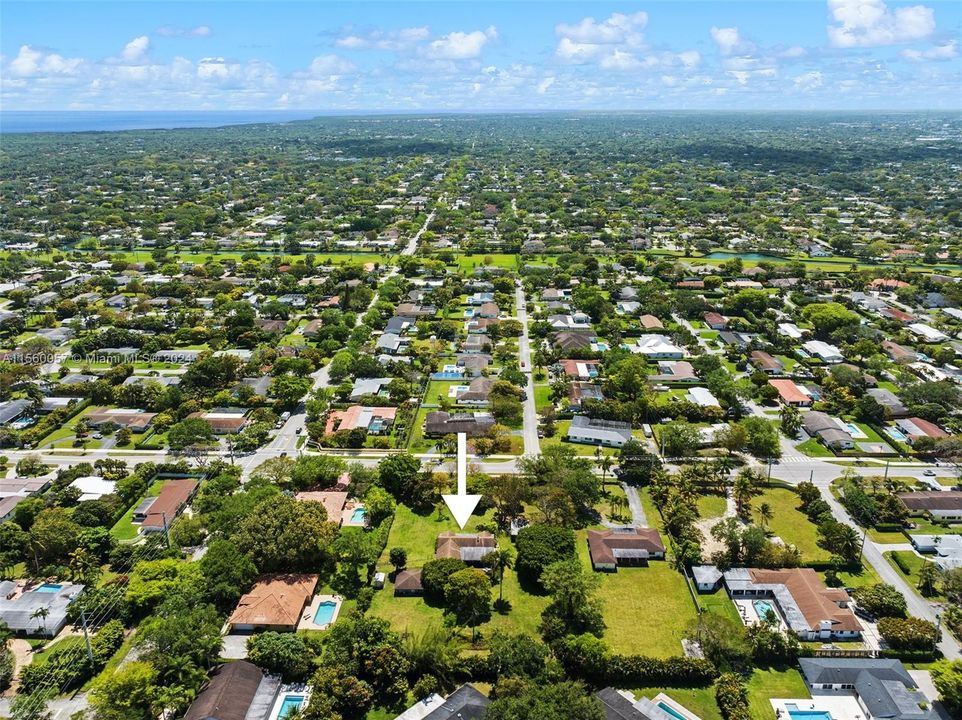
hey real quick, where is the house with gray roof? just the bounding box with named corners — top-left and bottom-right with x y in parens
top-left (798, 658), bottom-right (935, 720)
top-left (802, 411), bottom-right (854, 450)
top-left (0, 399), bottom-right (31, 426)
top-left (567, 415), bottom-right (633, 448)
top-left (867, 388), bottom-right (909, 418)
top-left (0, 580), bottom-right (84, 637)
top-left (350, 377), bottom-right (392, 401)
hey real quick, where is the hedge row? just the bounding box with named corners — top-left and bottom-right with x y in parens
top-left (715, 672), bottom-right (751, 720)
top-left (19, 619), bottom-right (125, 695)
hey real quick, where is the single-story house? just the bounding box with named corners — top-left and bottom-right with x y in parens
top-left (649, 361), bottom-right (698, 383)
top-left (183, 660), bottom-right (281, 720)
top-left (802, 340), bottom-right (844, 364)
top-left (0, 580), bottom-right (84, 637)
top-left (566, 415), bottom-right (633, 448)
top-left (686, 387), bottom-right (720, 408)
top-left (769, 379), bottom-right (812, 407)
top-left (797, 658), bottom-right (935, 720)
top-left (68, 475), bottom-right (114, 502)
top-left (553, 331), bottom-right (593, 352)
top-left (86, 408), bottom-right (157, 432)
top-left (692, 565), bottom-right (724, 592)
top-left (424, 411), bottom-right (495, 438)
top-left (435, 533), bottom-right (496, 565)
top-left (895, 417), bottom-right (948, 444)
top-left (227, 574), bottom-right (319, 633)
top-left (561, 359), bottom-right (601, 380)
top-left (588, 528), bottom-right (665, 571)
top-left (750, 351), bottom-right (784, 375)
top-left (704, 312), bottom-right (728, 330)
top-left (295, 491), bottom-right (348, 525)
top-left (393, 569), bottom-right (424, 597)
top-left (137, 479), bottom-right (200, 533)
top-left (639, 314), bottom-right (664, 330)
top-left (631, 334), bottom-right (685, 360)
top-left (325, 406), bottom-right (396, 435)
top-left (0, 399), bottom-right (31, 426)
top-left (723, 567), bottom-right (862, 641)
top-left (866, 388), bottom-right (909, 418)
top-left (188, 410), bottom-right (248, 434)
top-left (350, 377), bottom-right (392, 401)
top-left (897, 491), bottom-right (962, 522)
top-left (802, 411), bottom-right (854, 450)
top-left (392, 683), bottom-right (489, 720)
top-left (456, 377), bottom-right (495, 406)
top-left (568, 382), bottom-right (604, 411)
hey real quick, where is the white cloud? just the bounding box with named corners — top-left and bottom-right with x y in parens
top-left (555, 12), bottom-right (647, 45)
top-left (304, 55), bottom-right (355, 75)
top-left (196, 57), bottom-right (231, 80)
top-left (8, 45), bottom-right (83, 76)
top-left (121, 36), bottom-right (150, 62)
top-left (901, 40), bottom-right (958, 61)
top-left (424, 27), bottom-right (496, 60)
top-left (600, 49), bottom-right (642, 71)
top-left (827, 0), bottom-right (935, 48)
top-left (536, 76), bottom-right (555, 94)
top-left (710, 27), bottom-right (745, 55)
top-left (157, 25), bottom-right (211, 38)
top-left (677, 50), bottom-right (702, 69)
top-left (793, 70), bottom-right (824, 90)
top-left (336, 27), bottom-right (429, 51)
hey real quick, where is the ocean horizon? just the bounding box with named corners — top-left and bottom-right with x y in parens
top-left (0, 110), bottom-right (328, 134)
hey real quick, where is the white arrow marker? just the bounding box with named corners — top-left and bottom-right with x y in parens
top-left (442, 432), bottom-right (481, 529)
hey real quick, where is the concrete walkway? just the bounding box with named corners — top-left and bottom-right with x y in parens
top-left (623, 483), bottom-right (647, 527)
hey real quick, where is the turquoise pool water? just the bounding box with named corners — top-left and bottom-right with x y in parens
top-left (278, 695), bottom-right (305, 719)
top-left (350, 508), bottom-right (367, 523)
top-left (33, 583), bottom-right (62, 593)
top-left (658, 702), bottom-right (687, 720)
top-left (785, 705), bottom-right (832, 720)
top-left (753, 599), bottom-right (777, 620)
top-left (313, 601), bottom-right (337, 625)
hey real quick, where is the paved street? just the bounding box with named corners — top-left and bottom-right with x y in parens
top-left (515, 283), bottom-right (541, 457)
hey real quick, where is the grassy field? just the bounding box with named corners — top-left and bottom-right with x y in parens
top-left (575, 530), bottom-right (699, 657)
top-left (746, 668), bottom-right (810, 720)
top-left (820, 563), bottom-right (881, 591)
top-left (697, 588), bottom-right (740, 623)
top-left (110, 478), bottom-right (166, 540)
top-left (756, 487), bottom-right (829, 563)
top-left (368, 504), bottom-right (548, 644)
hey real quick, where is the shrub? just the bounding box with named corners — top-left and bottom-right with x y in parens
top-left (421, 558), bottom-right (467, 600)
top-left (715, 672), bottom-right (751, 720)
top-left (878, 616), bottom-right (939, 651)
top-left (515, 525), bottom-right (575, 586)
top-left (852, 583), bottom-right (908, 618)
top-left (246, 632), bottom-right (312, 680)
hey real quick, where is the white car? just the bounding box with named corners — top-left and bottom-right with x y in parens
top-left (922, 469), bottom-right (936, 477)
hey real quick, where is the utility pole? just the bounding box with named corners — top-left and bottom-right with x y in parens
top-left (79, 606), bottom-right (94, 665)
top-left (883, 459), bottom-right (890, 483)
top-left (858, 525), bottom-right (868, 566)
top-left (161, 512), bottom-right (170, 549)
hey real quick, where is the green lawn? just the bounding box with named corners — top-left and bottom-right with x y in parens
top-left (368, 504), bottom-right (548, 644)
top-left (797, 438), bottom-right (835, 458)
top-left (884, 550), bottom-right (946, 601)
top-left (576, 530), bottom-right (699, 657)
top-left (819, 563), bottom-right (880, 591)
top-left (451, 254), bottom-right (518, 272)
top-left (697, 494), bottom-right (728, 520)
top-left (110, 478), bottom-right (166, 541)
top-left (533, 384), bottom-right (553, 412)
top-left (746, 668), bottom-right (810, 720)
top-left (624, 686), bottom-right (721, 720)
top-left (697, 589), bottom-right (740, 623)
top-left (756, 488), bottom-right (829, 563)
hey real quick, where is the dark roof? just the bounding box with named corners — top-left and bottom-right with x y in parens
top-left (183, 661), bottom-right (263, 720)
top-left (897, 491), bottom-right (962, 512)
top-left (596, 687), bottom-right (647, 720)
top-left (423, 684), bottom-right (490, 720)
top-left (798, 659), bottom-right (933, 720)
top-left (394, 569), bottom-right (423, 593)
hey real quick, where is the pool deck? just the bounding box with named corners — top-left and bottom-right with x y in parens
top-left (267, 684), bottom-right (311, 720)
top-left (734, 598), bottom-right (787, 630)
top-left (341, 501), bottom-right (368, 527)
top-left (771, 695), bottom-right (862, 720)
top-left (296, 594), bottom-right (342, 631)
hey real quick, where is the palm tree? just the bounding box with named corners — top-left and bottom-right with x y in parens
top-left (30, 607), bottom-right (50, 637)
top-left (917, 562), bottom-right (941, 597)
top-left (600, 455), bottom-right (613, 490)
top-left (483, 547), bottom-right (516, 605)
top-left (755, 502), bottom-right (773, 530)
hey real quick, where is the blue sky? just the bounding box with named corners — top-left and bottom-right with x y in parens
top-left (2, 1), bottom-right (960, 110)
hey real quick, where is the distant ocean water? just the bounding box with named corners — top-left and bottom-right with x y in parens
top-left (0, 110), bottom-right (325, 134)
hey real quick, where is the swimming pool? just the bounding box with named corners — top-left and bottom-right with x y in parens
top-left (278, 695), bottom-right (305, 719)
top-left (885, 427), bottom-right (907, 441)
top-left (658, 702), bottom-right (687, 720)
top-left (313, 601), bottom-right (338, 625)
top-left (33, 583), bottom-right (63, 593)
top-left (350, 508), bottom-right (367, 523)
top-left (785, 704), bottom-right (832, 720)
top-left (753, 599), bottom-right (778, 621)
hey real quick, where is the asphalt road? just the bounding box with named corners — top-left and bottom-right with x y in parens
top-left (515, 283), bottom-right (541, 457)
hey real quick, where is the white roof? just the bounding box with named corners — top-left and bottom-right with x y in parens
top-left (802, 340), bottom-right (842, 359)
top-left (687, 387), bottom-right (720, 407)
top-left (908, 323), bottom-right (949, 342)
top-left (777, 322), bottom-right (805, 339)
top-left (68, 475), bottom-right (114, 501)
